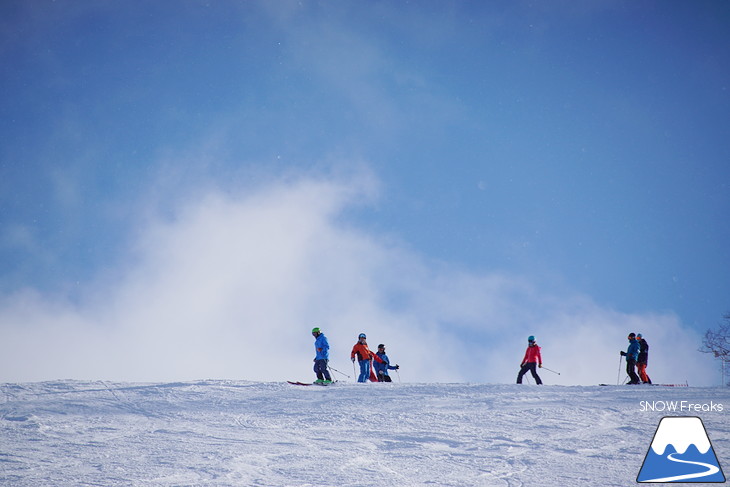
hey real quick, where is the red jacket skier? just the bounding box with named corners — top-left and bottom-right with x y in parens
top-left (517, 336), bottom-right (543, 385)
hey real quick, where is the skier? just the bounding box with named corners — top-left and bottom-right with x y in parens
top-left (311, 327), bottom-right (332, 384)
top-left (374, 344), bottom-right (399, 382)
top-left (517, 336), bottom-right (543, 385)
top-left (350, 333), bottom-right (383, 383)
top-left (636, 333), bottom-right (652, 384)
top-left (620, 332), bottom-right (641, 385)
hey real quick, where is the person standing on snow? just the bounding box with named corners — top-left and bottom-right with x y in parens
top-left (312, 327), bottom-right (332, 384)
top-left (620, 332), bottom-right (641, 385)
top-left (636, 333), bottom-right (652, 384)
top-left (351, 333), bottom-right (383, 383)
top-left (374, 344), bottom-right (399, 382)
top-left (517, 336), bottom-right (543, 385)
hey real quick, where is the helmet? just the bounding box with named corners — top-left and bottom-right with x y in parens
top-left (528, 335), bottom-right (535, 343)
top-left (358, 333), bottom-right (366, 339)
top-left (311, 327), bottom-right (321, 334)
top-left (637, 333), bottom-right (643, 339)
top-left (377, 344), bottom-right (385, 349)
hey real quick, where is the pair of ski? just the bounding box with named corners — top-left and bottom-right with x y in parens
top-left (287, 380), bottom-right (335, 387)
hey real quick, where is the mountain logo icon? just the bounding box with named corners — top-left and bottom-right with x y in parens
top-left (637, 416), bottom-right (726, 483)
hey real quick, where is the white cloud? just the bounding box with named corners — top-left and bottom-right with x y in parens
top-left (0, 171), bottom-right (717, 385)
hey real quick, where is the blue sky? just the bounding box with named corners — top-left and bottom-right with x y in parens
top-left (1, 1), bottom-right (728, 384)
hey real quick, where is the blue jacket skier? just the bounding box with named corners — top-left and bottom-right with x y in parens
top-left (374, 344), bottom-right (399, 382)
top-left (620, 333), bottom-right (641, 385)
top-left (312, 327), bottom-right (332, 383)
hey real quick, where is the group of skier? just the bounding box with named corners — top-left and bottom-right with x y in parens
top-left (514, 332), bottom-right (654, 386)
top-left (311, 328), bottom-right (399, 384)
top-left (351, 333), bottom-right (400, 382)
top-left (620, 332), bottom-right (652, 384)
top-left (311, 328), bottom-right (652, 386)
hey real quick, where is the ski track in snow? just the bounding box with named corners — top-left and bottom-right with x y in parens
top-left (643, 452), bottom-right (721, 482)
top-left (0, 380), bottom-right (727, 486)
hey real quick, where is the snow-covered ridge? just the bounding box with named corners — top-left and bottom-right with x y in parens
top-left (1, 380), bottom-right (728, 486)
top-left (650, 416), bottom-right (712, 455)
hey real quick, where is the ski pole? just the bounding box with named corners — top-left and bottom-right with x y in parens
top-left (617, 354), bottom-right (622, 385)
top-left (327, 366), bottom-right (342, 379)
top-left (328, 365), bottom-right (350, 379)
top-left (541, 366), bottom-right (560, 375)
top-left (352, 360), bottom-right (357, 381)
top-left (395, 369), bottom-right (401, 383)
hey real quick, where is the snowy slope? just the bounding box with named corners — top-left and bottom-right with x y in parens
top-left (1, 380), bottom-right (728, 486)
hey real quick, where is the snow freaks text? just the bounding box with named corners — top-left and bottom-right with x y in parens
top-left (639, 401), bottom-right (724, 413)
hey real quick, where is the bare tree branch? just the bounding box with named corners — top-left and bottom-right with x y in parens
top-left (700, 312), bottom-right (730, 385)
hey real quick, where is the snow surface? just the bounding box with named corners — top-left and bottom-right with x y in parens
top-left (1, 380), bottom-right (728, 486)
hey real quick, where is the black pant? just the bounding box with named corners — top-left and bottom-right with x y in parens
top-left (313, 359), bottom-right (331, 381)
top-left (377, 371), bottom-right (392, 382)
top-left (626, 358), bottom-right (640, 384)
top-left (517, 363), bottom-right (542, 385)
